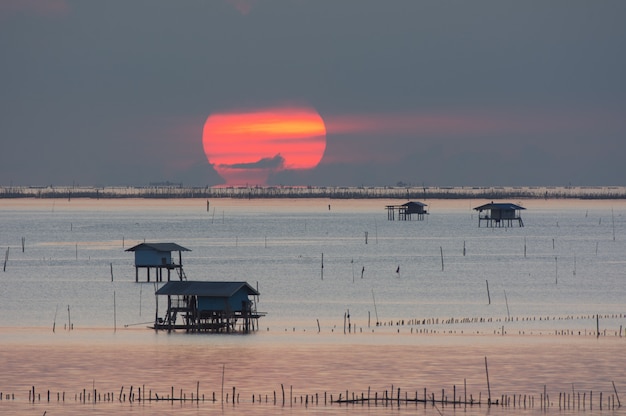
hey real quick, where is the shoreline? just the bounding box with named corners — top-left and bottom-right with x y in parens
top-left (2, 185), bottom-right (626, 200)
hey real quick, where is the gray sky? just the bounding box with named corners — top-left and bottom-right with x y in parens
top-left (1, 0), bottom-right (625, 187)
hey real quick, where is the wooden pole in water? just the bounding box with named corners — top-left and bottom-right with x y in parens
top-left (321, 253), bottom-right (324, 280)
top-left (504, 290), bottom-right (510, 320)
top-left (440, 247), bottom-right (444, 271)
top-left (53, 304), bottom-right (58, 333)
top-left (555, 257), bottom-right (558, 284)
top-left (612, 208), bottom-right (616, 241)
top-left (221, 364), bottom-right (225, 403)
top-left (372, 289), bottom-right (379, 325)
top-left (281, 384), bottom-right (285, 406)
top-left (612, 381), bottom-right (621, 407)
top-left (485, 357), bottom-right (491, 404)
top-left (351, 259), bottom-right (354, 282)
top-left (113, 291), bottom-right (117, 333)
top-left (486, 280), bottom-right (491, 305)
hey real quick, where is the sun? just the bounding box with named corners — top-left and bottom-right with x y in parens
top-left (202, 106), bottom-right (326, 186)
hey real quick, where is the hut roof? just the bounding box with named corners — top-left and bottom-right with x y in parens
top-left (155, 281), bottom-right (259, 297)
top-left (125, 242), bottom-right (191, 253)
top-left (403, 201), bottom-right (427, 207)
top-left (473, 202), bottom-right (525, 211)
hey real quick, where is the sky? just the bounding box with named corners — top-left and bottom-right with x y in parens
top-left (1, 0), bottom-right (625, 188)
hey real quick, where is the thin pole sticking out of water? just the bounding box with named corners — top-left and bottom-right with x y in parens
top-left (504, 290), bottom-right (510, 320)
top-left (113, 291), bottom-right (116, 333)
top-left (351, 259), bottom-right (354, 283)
top-left (485, 357), bottom-right (491, 403)
top-left (372, 289), bottom-right (379, 325)
top-left (524, 237), bottom-right (527, 258)
top-left (612, 208), bottom-right (616, 241)
top-left (3, 247), bottom-right (8, 271)
top-left (612, 381), bottom-right (621, 407)
top-left (555, 257), bottom-right (558, 284)
top-left (53, 304), bottom-right (58, 333)
top-left (321, 253), bottom-right (324, 280)
top-left (486, 280), bottom-right (491, 305)
top-left (221, 364), bottom-right (225, 404)
top-left (440, 247), bottom-right (444, 272)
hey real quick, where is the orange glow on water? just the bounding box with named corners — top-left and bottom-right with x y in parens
top-left (203, 107), bottom-right (326, 185)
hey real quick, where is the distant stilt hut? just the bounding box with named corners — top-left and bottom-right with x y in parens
top-left (125, 242), bottom-right (190, 282)
top-left (473, 202), bottom-right (525, 227)
top-left (386, 201), bottom-right (428, 220)
top-left (153, 281), bottom-right (265, 333)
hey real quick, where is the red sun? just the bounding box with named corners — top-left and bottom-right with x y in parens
top-left (202, 106), bottom-right (326, 186)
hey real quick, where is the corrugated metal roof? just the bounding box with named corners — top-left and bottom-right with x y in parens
top-left (125, 242), bottom-right (191, 252)
top-left (155, 281), bottom-right (259, 297)
top-left (473, 202), bottom-right (526, 211)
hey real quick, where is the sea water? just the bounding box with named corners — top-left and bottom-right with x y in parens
top-left (0, 197), bottom-right (625, 415)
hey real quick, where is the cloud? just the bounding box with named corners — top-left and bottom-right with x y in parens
top-left (226, 154), bottom-right (285, 169)
top-left (227, 0), bottom-right (256, 15)
top-left (0, 0), bottom-right (69, 18)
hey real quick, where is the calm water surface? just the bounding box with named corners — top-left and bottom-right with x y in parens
top-left (1, 198), bottom-right (625, 415)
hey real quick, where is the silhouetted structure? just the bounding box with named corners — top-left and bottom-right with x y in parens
top-left (386, 201), bottom-right (428, 220)
top-left (153, 281), bottom-right (265, 333)
top-left (474, 202), bottom-right (525, 227)
top-left (126, 242), bottom-right (190, 282)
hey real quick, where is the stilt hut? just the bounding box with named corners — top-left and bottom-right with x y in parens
top-left (153, 281), bottom-right (265, 333)
top-left (474, 202), bottom-right (525, 227)
top-left (386, 201), bottom-right (428, 220)
top-left (126, 242), bottom-right (190, 282)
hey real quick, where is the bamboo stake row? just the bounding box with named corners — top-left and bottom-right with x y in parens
top-left (2, 383), bottom-right (619, 411)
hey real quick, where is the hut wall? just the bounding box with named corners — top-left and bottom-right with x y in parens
top-left (227, 290), bottom-right (252, 310)
top-left (197, 290), bottom-right (251, 312)
top-left (134, 250), bottom-right (172, 266)
top-left (499, 209), bottom-right (516, 219)
top-left (198, 297), bottom-right (228, 311)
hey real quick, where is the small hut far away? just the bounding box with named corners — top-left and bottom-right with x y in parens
top-left (473, 202), bottom-right (526, 227)
top-left (385, 201), bottom-right (428, 221)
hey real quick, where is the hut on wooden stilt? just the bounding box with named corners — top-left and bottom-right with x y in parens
top-left (474, 202), bottom-right (526, 227)
top-left (125, 242), bottom-right (190, 282)
top-left (153, 281), bottom-right (265, 333)
top-left (385, 201), bottom-right (428, 221)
